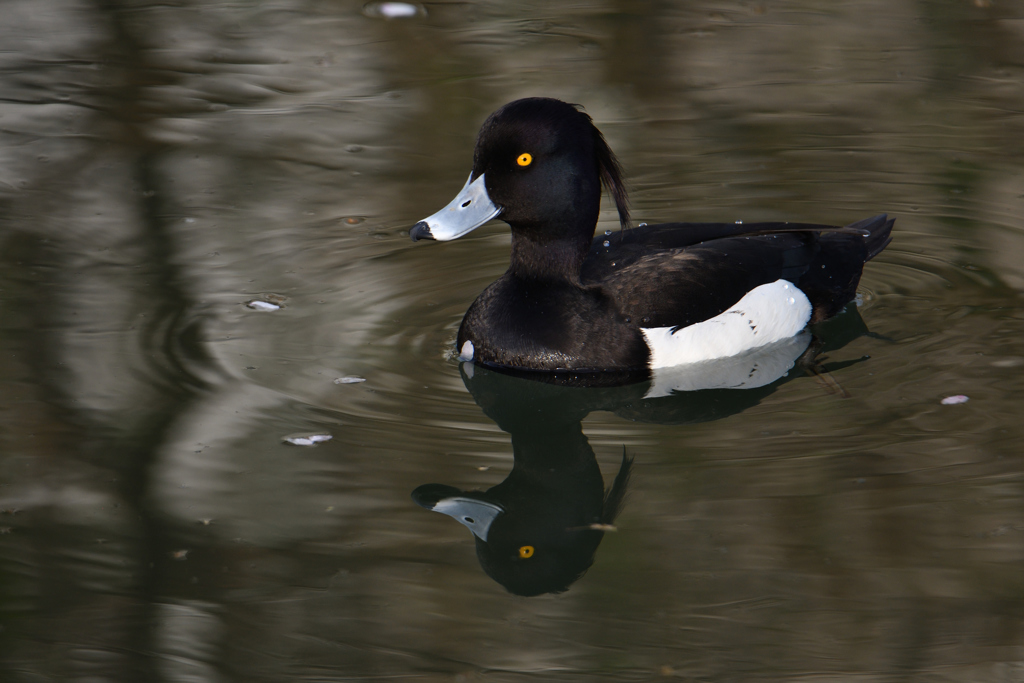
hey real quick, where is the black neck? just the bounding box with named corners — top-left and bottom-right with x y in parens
top-left (506, 209), bottom-right (598, 283)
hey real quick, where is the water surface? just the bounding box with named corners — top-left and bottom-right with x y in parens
top-left (2, 1), bottom-right (1024, 681)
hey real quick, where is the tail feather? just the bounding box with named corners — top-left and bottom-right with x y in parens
top-left (844, 213), bottom-right (894, 262)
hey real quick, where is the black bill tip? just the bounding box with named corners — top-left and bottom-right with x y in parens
top-left (411, 483), bottom-right (463, 509)
top-left (409, 221), bottom-right (434, 242)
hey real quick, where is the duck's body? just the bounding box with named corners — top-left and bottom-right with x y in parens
top-left (411, 98), bottom-right (893, 377)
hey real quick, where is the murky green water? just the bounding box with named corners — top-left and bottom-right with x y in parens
top-left (2, 1), bottom-right (1024, 681)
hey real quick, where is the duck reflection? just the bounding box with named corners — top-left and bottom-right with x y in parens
top-left (414, 307), bottom-right (874, 595)
top-left (413, 410), bottom-right (632, 597)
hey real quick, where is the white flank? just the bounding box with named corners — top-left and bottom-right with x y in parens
top-left (641, 279), bottom-right (812, 369)
top-left (644, 332), bottom-right (811, 398)
top-left (458, 340), bottom-right (475, 362)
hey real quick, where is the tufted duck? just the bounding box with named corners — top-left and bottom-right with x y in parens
top-left (410, 98), bottom-right (893, 380)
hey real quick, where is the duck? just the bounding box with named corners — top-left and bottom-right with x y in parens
top-left (410, 97), bottom-right (893, 379)
top-left (413, 365), bottom-right (635, 596)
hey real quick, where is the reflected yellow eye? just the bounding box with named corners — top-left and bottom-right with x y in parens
top-left (516, 153), bottom-right (533, 167)
top-left (518, 545), bottom-right (535, 559)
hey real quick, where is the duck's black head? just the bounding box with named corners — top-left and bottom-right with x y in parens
top-left (411, 98), bottom-right (629, 254)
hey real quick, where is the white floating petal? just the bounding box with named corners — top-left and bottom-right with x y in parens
top-left (284, 433), bottom-right (333, 446)
top-left (246, 300), bottom-right (281, 311)
top-left (363, 2), bottom-right (425, 19)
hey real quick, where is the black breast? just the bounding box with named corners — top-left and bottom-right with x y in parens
top-left (457, 275), bottom-right (650, 373)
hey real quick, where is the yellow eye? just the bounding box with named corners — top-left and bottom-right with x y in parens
top-left (518, 545), bottom-right (534, 559)
top-left (516, 153), bottom-right (532, 167)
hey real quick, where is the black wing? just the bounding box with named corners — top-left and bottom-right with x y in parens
top-left (583, 215), bottom-right (893, 328)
